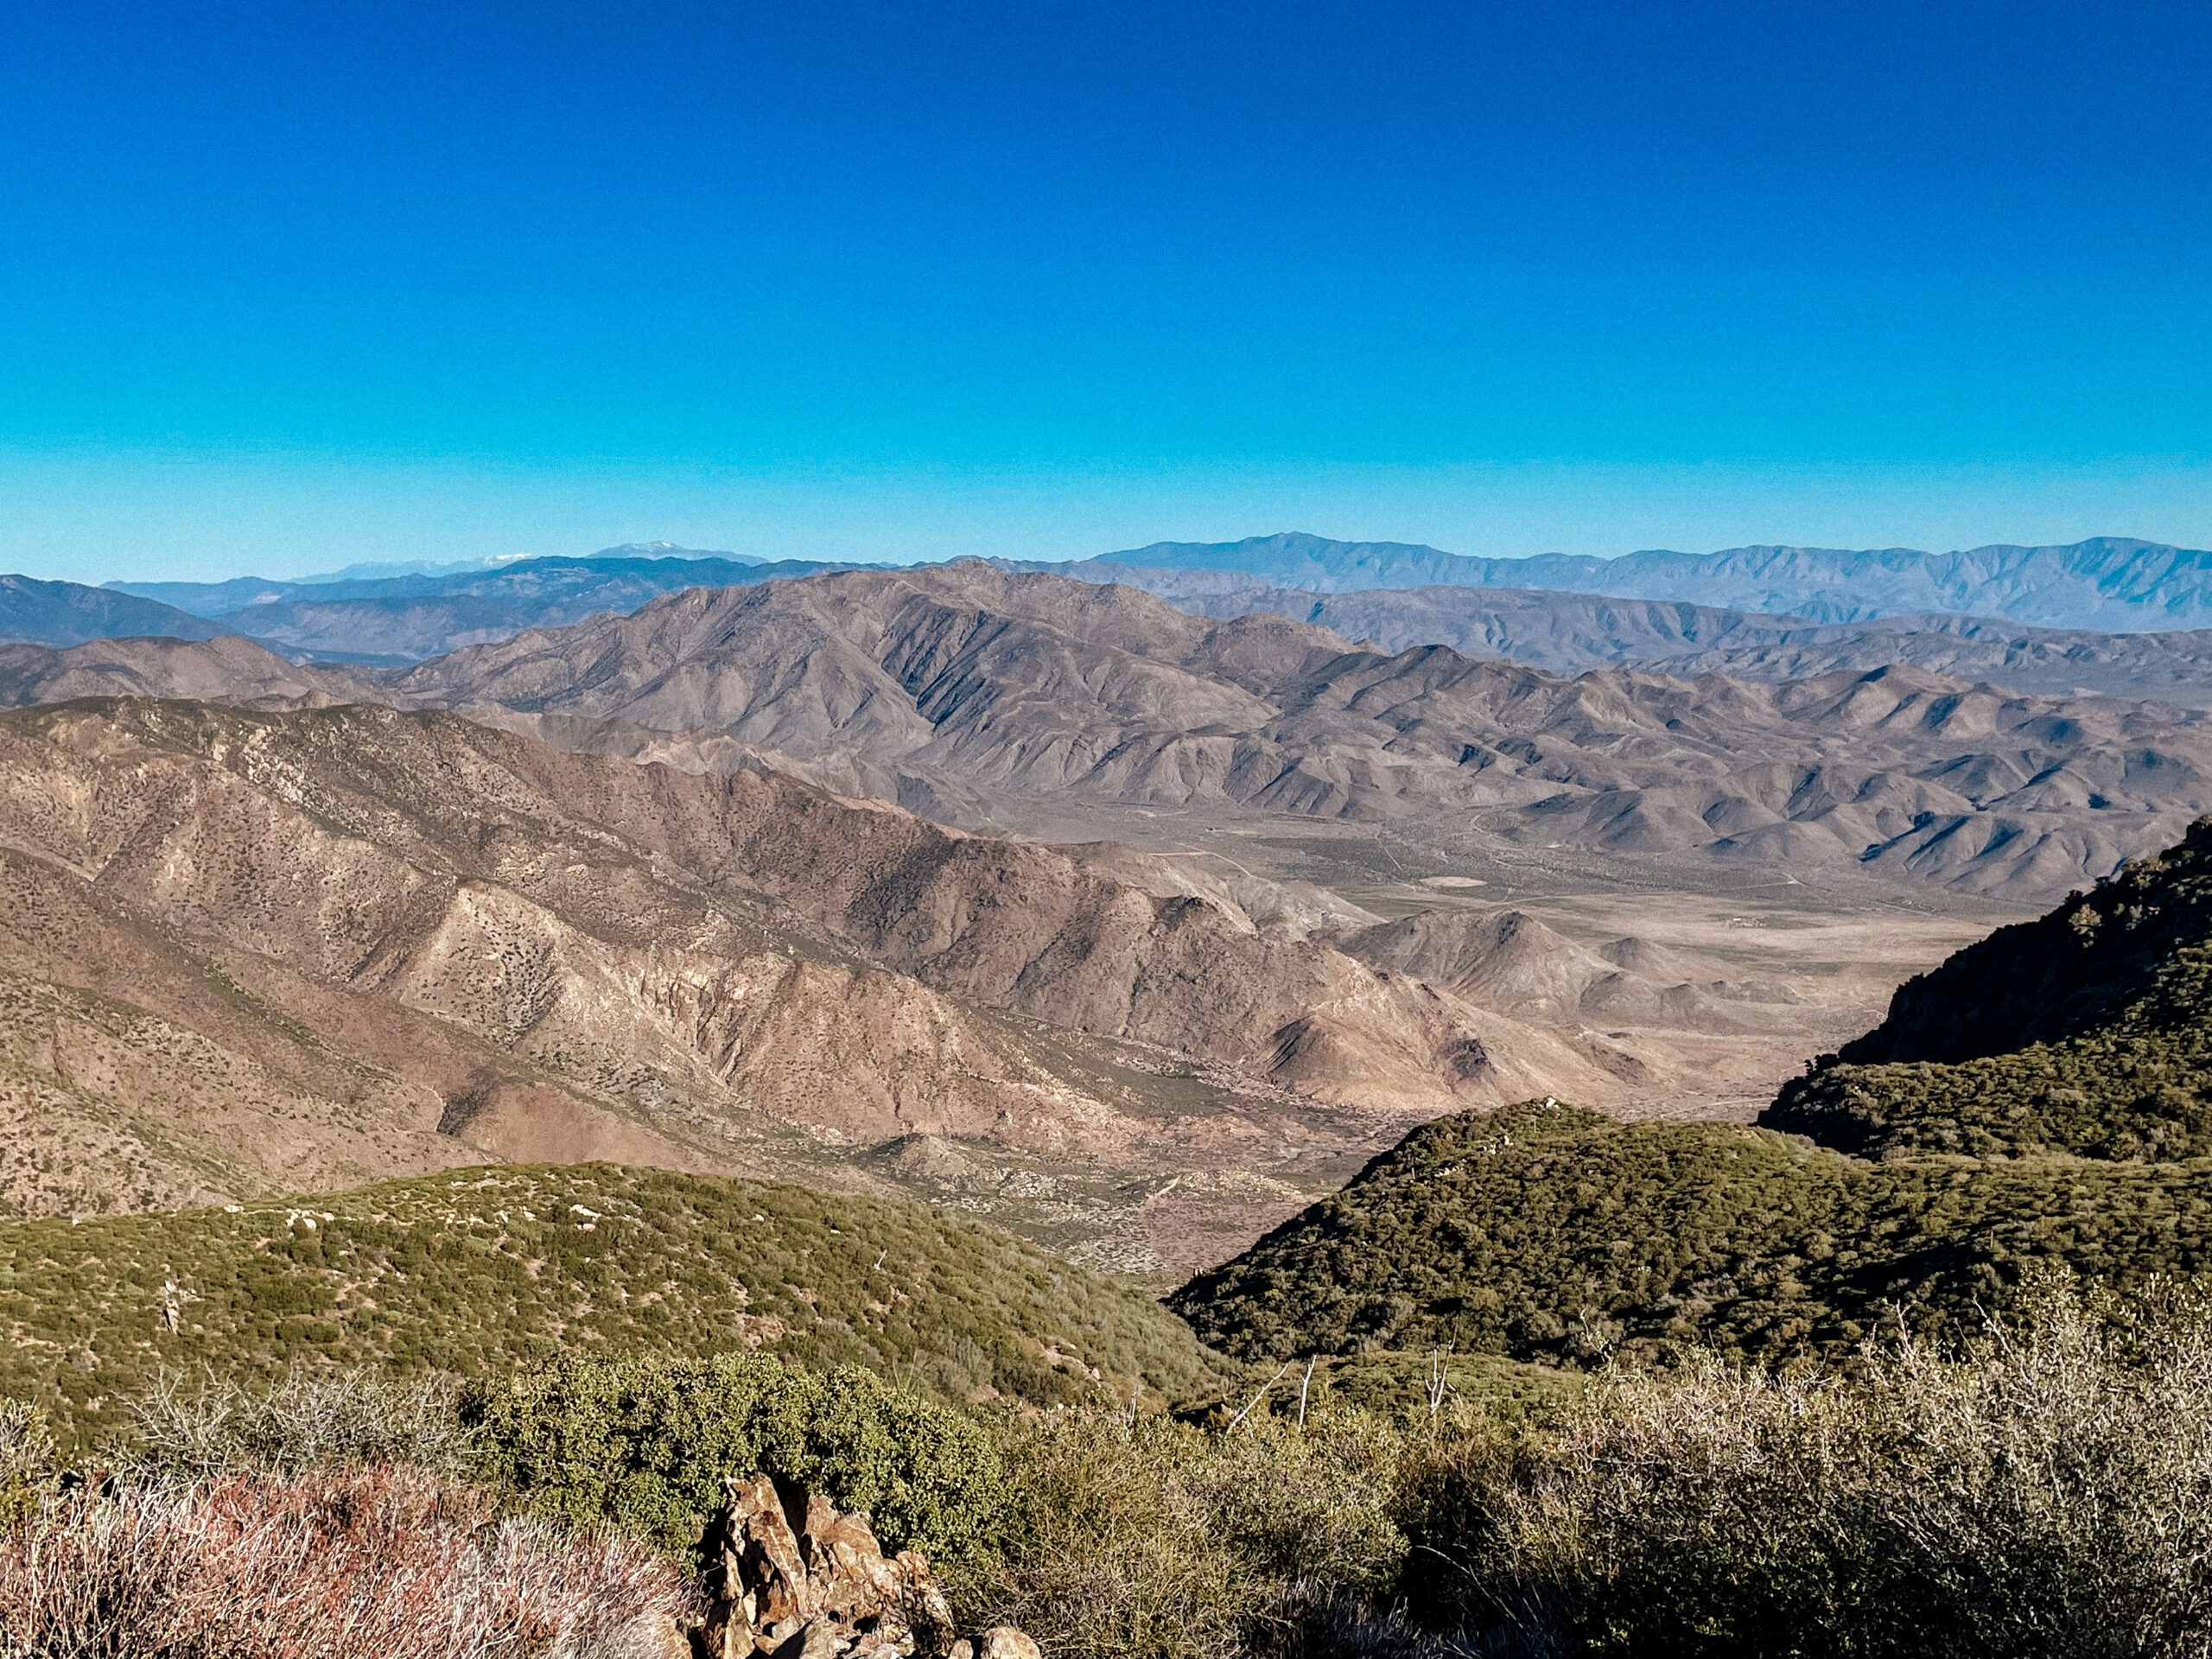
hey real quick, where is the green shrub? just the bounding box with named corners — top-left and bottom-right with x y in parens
top-left (1767, 942), bottom-right (2212, 1162)
top-left (461, 1351), bottom-right (1003, 1564)
top-left (0, 1163), bottom-right (1224, 1446)
top-left (1765, 819), bottom-right (2212, 1163)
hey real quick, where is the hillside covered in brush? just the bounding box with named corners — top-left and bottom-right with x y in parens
top-left (0, 1162), bottom-right (1222, 1443)
top-left (1168, 1099), bottom-right (2212, 1366)
top-left (1174, 821), bottom-right (2212, 1367)
top-left (1762, 818), bottom-right (2212, 1159)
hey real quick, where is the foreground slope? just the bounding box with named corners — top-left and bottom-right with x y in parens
top-left (1174, 820), bottom-right (2212, 1366)
top-left (1169, 1099), bottom-right (2212, 1366)
top-left (0, 1162), bottom-right (1222, 1440)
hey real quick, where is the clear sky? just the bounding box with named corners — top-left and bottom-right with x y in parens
top-left (2, 1), bottom-right (2208, 581)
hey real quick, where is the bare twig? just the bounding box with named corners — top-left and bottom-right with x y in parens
top-left (1225, 1362), bottom-right (1293, 1434)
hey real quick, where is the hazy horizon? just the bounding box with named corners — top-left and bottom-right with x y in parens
top-left (2, 2), bottom-right (2206, 583)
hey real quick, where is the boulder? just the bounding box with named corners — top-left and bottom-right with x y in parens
top-left (691, 1474), bottom-right (1024, 1659)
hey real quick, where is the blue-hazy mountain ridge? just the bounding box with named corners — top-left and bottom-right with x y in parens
top-left (109, 543), bottom-right (776, 618)
top-left (17, 531), bottom-right (2212, 671)
top-left (0, 575), bottom-right (234, 648)
top-left (101, 547), bottom-right (850, 660)
top-left (1033, 531), bottom-right (2212, 632)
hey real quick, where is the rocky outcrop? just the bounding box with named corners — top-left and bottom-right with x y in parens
top-left (693, 1473), bottom-right (1035, 1659)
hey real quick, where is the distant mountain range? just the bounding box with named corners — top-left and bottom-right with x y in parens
top-left (0, 574), bottom-right (232, 647)
top-left (99, 544), bottom-right (840, 661)
top-left (1020, 531), bottom-right (2212, 631)
top-left (3, 565), bottom-right (2207, 900)
top-left (107, 543), bottom-right (770, 615)
top-left (371, 565), bottom-right (2212, 899)
top-left (2, 531), bottom-right (2201, 674)
top-left (1165, 584), bottom-right (2212, 709)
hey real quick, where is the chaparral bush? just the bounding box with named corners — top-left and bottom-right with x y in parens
top-left (461, 1350), bottom-right (1005, 1565)
top-left (125, 1363), bottom-right (474, 1482)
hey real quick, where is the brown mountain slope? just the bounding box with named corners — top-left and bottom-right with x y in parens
top-left (0, 699), bottom-right (1629, 1233)
top-left (1337, 909), bottom-right (1800, 1033)
top-left (1129, 580), bottom-right (2212, 710)
top-left (0, 635), bottom-right (377, 709)
top-left (1154, 580), bottom-right (1825, 670)
top-left (1654, 619), bottom-right (2212, 709)
top-left (387, 564), bottom-right (2212, 900)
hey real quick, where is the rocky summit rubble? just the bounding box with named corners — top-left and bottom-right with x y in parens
top-left (695, 1472), bottom-right (1037, 1659)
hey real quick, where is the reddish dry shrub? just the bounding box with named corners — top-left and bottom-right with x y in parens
top-left (0, 1465), bottom-right (688, 1658)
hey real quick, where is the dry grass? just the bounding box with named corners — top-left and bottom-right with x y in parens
top-left (0, 1466), bottom-right (688, 1659)
top-left (953, 1407), bottom-right (1419, 1659)
top-left (0, 1397), bottom-right (55, 1525)
top-left (1422, 1275), bottom-right (2212, 1656)
top-left (125, 1365), bottom-right (473, 1483)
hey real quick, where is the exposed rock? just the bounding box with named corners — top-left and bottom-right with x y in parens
top-left (612, 1611), bottom-right (694, 1659)
top-left (951, 1631), bottom-right (1041, 1659)
top-left (693, 1473), bottom-right (1014, 1659)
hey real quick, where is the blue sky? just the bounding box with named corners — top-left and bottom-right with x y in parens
top-left (2, 1), bottom-right (2207, 581)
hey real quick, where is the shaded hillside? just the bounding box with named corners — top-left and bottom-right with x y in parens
top-left (0, 575), bottom-right (232, 647)
top-left (389, 563), bottom-right (2212, 899)
top-left (0, 698), bottom-right (1622, 1232)
top-left (0, 1161), bottom-right (1222, 1441)
top-left (1035, 531), bottom-right (2212, 630)
top-left (1168, 1099), bottom-right (2212, 1367)
top-left (1760, 819), bottom-right (2212, 1160)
